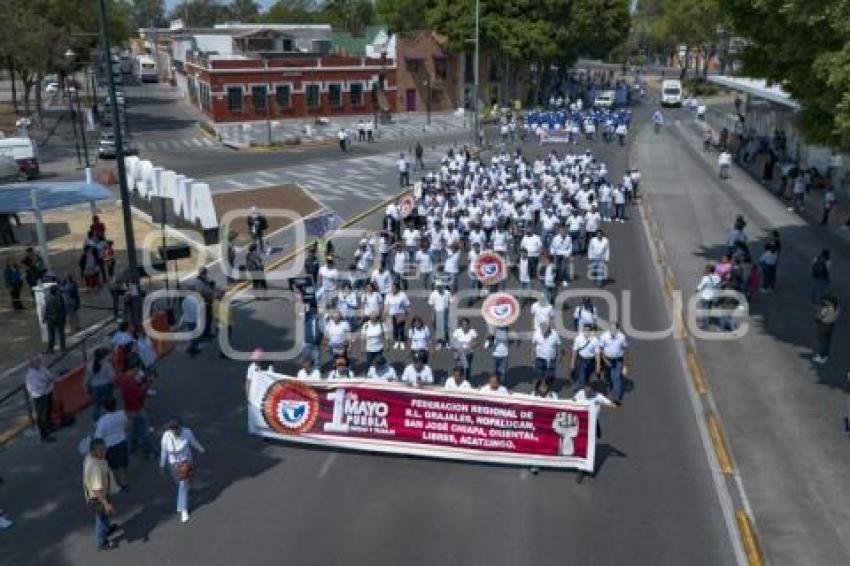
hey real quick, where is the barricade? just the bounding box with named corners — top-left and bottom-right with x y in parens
top-left (50, 366), bottom-right (91, 426)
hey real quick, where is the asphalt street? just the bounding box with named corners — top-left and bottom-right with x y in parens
top-left (0, 116), bottom-right (738, 565)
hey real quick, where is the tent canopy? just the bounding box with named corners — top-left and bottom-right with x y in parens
top-left (0, 182), bottom-right (113, 214)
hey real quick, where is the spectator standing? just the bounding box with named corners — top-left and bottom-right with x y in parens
top-left (360, 313), bottom-right (387, 370)
top-left (810, 250), bottom-right (831, 305)
top-left (60, 275), bottom-right (81, 332)
top-left (4, 259), bottom-right (24, 310)
top-left (177, 294), bottom-right (202, 356)
top-left (759, 243), bottom-right (779, 292)
top-left (812, 296), bottom-right (839, 364)
top-left (117, 371), bottom-right (152, 459)
top-left (401, 354), bottom-right (434, 387)
top-left (428, 285), bottom-right (452, 350)
top-left (821, 187), bottom-right (836, 225)
top-left (83, 438), bottom-right (119, 550)
top-left (93, 397), bottom-right (129, 490)
top-left (397, 153), bottom-right (410, 187)
top-left (85, 347), bottom-right (115, 422)
top-left (43, 285), bottom-right (67, 353)
top-left (160, 419), bottom-right (206, 524)
top-left (25, 355), bottom-right (55, 442)
top-left (246, 208), bottom-right (268, 253)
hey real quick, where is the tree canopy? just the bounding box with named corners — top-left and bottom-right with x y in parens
top-left (718, 0), bottom-right (850, 149)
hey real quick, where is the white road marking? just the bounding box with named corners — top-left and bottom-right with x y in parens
top-left (317, 452), bottom-right (338, 478)
top-left (192, 138), bottom-right (204, 147)
top-left (256, 171), bottom-right (281, 180)
top-left (225, 179), bottom-right (248, 189)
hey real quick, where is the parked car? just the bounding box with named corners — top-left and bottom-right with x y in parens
top-left (0, 137), bottom-right (39, 179)
top-left (98, 133), bottom-right (137, 159)
top-left (594, 90), bottom-right (615, 109)
top-left (0, 156), bottom-right (25, 182)
top-left (45, 82), bottom-right (60, 95)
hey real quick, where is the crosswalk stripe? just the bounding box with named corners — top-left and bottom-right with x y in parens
top-left (257, 171), bottom-right (280, 180)
top-left (192, 138), bottom-right (204, 147)
top-left (225, 179), bottom-right (248, 189)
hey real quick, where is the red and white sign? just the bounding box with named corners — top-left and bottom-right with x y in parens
top-left (472, 251), bottom-right (507, 286)
top-left (399, 195), bottom-right (416, 218)
top-left (249, 374), bottom-right (596, 471)
top-left (481, 292), bottom-right (521, 327)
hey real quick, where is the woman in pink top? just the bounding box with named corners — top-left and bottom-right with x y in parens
top-left (714, 254), bottom-right (733, 280)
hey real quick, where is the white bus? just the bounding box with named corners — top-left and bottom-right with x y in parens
top-left (133, 55), bottom-right (158, 83)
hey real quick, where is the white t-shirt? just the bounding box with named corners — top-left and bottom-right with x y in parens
top-left (401, 364), bottom-right (434, 385)
top-left (94, 410), bottom-right (128, 448)
top-left (325, 319), bottom-right (351, 348)
top-left (533, 330), bottom-right (561, 361)
top-left (361, 321), bottom-right (386, 352)
top-left (318, 266), bottom-right (338, 290)
top-left (444, 250), bottom-right (460, 274)
top-left (572, 333), bottom-right (600, 359)
top-left (385, 292), bottom-right (410, 316)
top-left (296, 368), bottom-right (321, 380)
top-left (520, 234), bottom-right (543, 257)
top-left (599, 330), bottom-right (628, 359)
top-left (409, 325), bottom-right (431, 350)
top-left (531, 302), bottom-right (554, 327)
top-left (403, 229), bottom-right (421, 247)
top-left (452, 328), bottom-right (478, 352)
top-left (479, 384), bottom-right (509, 395)
top-left (367, 365), bottom-right (398, 382)
top-left (363, 292), bottom-right (383, 317)
top-left (371, 270), bottom-right (393, 294)
top-left (492, 328), bottom-right (509, 358)
top-left (573, 389), bottom-right (614, 422)
top-left (444, 377), bottom-right (472, 390)
top-left (416, 250), bottom-right (433, 274)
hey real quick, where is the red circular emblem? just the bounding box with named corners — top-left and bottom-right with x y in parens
top-left (399, 195), bottom-right (416, 218)
top-left (262, 380), bottom-right (320, 435)
top-left (473, 251), bottom-right (507, 285)
top-left (481, 292), bottom-right (521, 327)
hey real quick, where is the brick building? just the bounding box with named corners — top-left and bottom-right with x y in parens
top-left (395, 31), bottom-right (460, 113)
top-left (180, 28), bottom-right (397, 123)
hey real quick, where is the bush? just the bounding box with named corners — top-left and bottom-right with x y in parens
top-left (684, 78), bottom-right (722, 97)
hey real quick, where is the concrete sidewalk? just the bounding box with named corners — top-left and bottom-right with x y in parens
top-left (637, 116), bottom-right (850, 564)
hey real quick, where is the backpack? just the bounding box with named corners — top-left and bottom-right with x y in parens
top-left (812, 259), bottom-right (828, 280)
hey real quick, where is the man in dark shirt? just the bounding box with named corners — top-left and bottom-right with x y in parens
top-left (43, 285), bottom-right (67, 353)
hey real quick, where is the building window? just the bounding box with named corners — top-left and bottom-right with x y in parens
top-left (276, 85), bottom-right (291, 109)
top-left (199, 83), bottom-right (210, 109)
top-left (306, 84), bottom-right (320, 109)
top-left (227, 87), bottom-right (243, 114)
top-left (435, 58), bottom-right (447, 81)
top-left (328, 83), bottom-right (342, 108)
top-left (252, 85), bottom-right (267, 113)
top-left (350, 83), bottom-right (363, 106)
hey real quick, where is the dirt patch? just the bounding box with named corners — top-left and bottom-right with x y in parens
top-left (212, 184), bottom-right (322, 245)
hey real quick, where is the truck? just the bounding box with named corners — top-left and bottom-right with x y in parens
top-left (661, 79), bottom-right (683, 107)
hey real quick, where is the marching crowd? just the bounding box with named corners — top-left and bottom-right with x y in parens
top-left (291, 144), bottom-right (638, 415)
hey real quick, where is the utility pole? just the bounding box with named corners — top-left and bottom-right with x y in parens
top-left (98, 0), bottom-right (139, 288)
top-left (472, 0), bottom-right (480, 147)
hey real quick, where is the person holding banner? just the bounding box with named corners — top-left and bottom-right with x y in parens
top-left (573, 382), bottom-right (616, 483)
top-left (327, 357), bottom-right (355, 380)
top-left (296, 357), bottom-right (320, 381)
top-left (444, 366), bottom-right (472, 390)
top-left (452, 318), bottom-right (479, 381)
top-left (367, 356), bottom-right (398, 382)
top-left (480, 374), bottom-right (509, 395)
top-left (401, 354), bottom-right (434, 387)
top-left (489, 326), bottom-right (510, 382)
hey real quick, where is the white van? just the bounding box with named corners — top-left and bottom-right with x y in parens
top-left (661, 79), bottom-right (683, 107)
top-left (0, 137), bottom-right (39, 179)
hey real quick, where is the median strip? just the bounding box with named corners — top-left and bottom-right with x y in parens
top-left (707, 413), bottom-right (735, 474)
top-left (735, 509), bottom-right (765, 566)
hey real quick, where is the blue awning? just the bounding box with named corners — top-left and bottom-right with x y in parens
top-left (0, 182), bottom-right (113, 214)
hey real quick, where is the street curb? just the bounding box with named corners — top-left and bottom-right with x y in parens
top-left (634, 128), bottom-right (765, 565)
top-left (0, 416), bottom-right (31, 448)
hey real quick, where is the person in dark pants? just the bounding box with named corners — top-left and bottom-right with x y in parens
top-left (245, 244), bottom-right (267, 293)
top-left (25, 355), bottom-right (55, 442)
top-left (414, 141), bottom-right (425, 170)
top-left (810, 249), bottom-right (830, 305)
top-left (246, 208), bottom-right (268, 253)
top-left (43, 285), bottom-right (67, 353)
top-left (83, 438), bottom-right (118, 550)
top-left (4, 259), bottom-right (24, 310)
top-left (812, 296), bottom-right (839, 365)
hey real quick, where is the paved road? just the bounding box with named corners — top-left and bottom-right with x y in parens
top-left (638, 108), bottom-right (850, 564)
top-left (0, 119), bottom-right (738, 566)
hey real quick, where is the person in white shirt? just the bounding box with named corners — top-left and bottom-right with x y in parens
top-left (324, 311), bottom-right (351, 361)
top-left (531, 295), bottom-right (554, 332)
top-left (696, 264), bottom-right (721, 329)
top-left (338, 128), bottom-right (347, 151)
top-left (385, 283), bottom-right (411, 350)
top-left (361, 313), bottom-right (387, 369)
top-left (533, 324), bottom-right (562, 383)
top-left (428, 286), bottom-right (452, 349)
top-left (415, 243), bottom-right (433, 290)
top-left (401, 355), bottom-right (434, 387)
top-left (480, 373), bottom-right (509, 395)
top-left (327, 357), bottom-right (355, 380)
top-left (572, 381), bottom-right (616, 482)
top-left (362, 282), bottom-right (384, 319)
top-left (402, 225), bottom-right (421, 260)
top-left (531, 378), bottom-right (559, 399)
top-left (397, 153), bottom-right (410, 187)
top-left (587, 230), bottom-right (610, 287)
top-left (452, 318), bottom-right (478, 381)
top-left (25, 355), bottom-right (55, 441)
top-left (443, 244), bottom-right (461, 293)
top-left (94, 396), bottom-right (129, 489)
top-left (520, 230), bottom-right (543, 278)
top-left (550, 224), bottom-right (573, 287)
top-left (583, 208), bottom-right (601, 251)
top-left (391, 242), bottom-right (408, 291)
top-left (599, 322), bottom-right (629, 404)
top-left (367, 356), bottom-right (398, 381)
top-left (489, 326), bottom-right (509, 381)
top-left (296, 357), bottom-right (321, 381)
top-left (110, 322), bottom-right (134, 348)
top-left (542, 254), bottom-right (557, 304)
top-left (178, 294), bottom-right (202, 355)
top-left (408, 316), bottom-right (431, 363)
top-left (371, 266), bottom-right (393, 296)
top-left (612, 185), bottom-right (626, 222)
top-left (444, 366), bottom-right (472, 390)
top-left (516, 249), bottom-right (532, 304)
top-left (355, 240), bottom-right (374, 273)
top-left (718, 150), bottom-right (732, 179)
top-left (571, 325), bottom-right (600, 391)
top-left (566, 212), bottom-right (583, 254)
top-left (159, 419), bottom-right (206, 523)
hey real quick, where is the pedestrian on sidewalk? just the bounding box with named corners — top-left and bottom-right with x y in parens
top-left (759, 243), bottom-right (779, 292)
top-left (245, 244), bottom-right (267, 293)
top-left (810, 250), bottom-right (831, 305)
top-left (43, 285), bottom-right (67, 353)
top-left (821, 186), bottom-right (836, 225)
top-left (813, 296), bottom-right (840, 364)
top-left (117, 370), bottom-right (152, 459)
top-left (160, 418), bottom-right (206, 524)
top-left (4, 259), bottom-right (24, 310)
top-left (718, 149), bottom-right (732, 179)
top-left (83, 438), bottom-right (119, 550)
top-left (25, 355), bottom-right (55, 442)
top-left (61, 275), bottom-right (81, 333)
top-left (415, 141), bottom-right (425, 171)
top-left (397, 153), bottom-right (410, 187)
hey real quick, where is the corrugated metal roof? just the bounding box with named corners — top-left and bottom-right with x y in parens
top-left (707, 76), bottom-right (799, 110)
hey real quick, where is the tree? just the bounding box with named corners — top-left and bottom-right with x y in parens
top-left (229, 0), bottom-right (261, 22)
top-left (132, 0), bottom-right (166, 29)
top-left (719, 0), bottom-right (850, 148)
top-left (319, 0), bottom-right (375, 35)
top-left (169, 0), bottom-right (232, 27)
top-left (262, 0), bottom-right (320, 24)
top-left (375, 0), bottom-right (433, 34)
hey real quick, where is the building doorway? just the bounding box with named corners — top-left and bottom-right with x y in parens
top-left (406, 89), bottom-right (416, 111)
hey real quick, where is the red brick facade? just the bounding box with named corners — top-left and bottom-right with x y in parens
top-left (185, 54), bottom-right (398, 123)
top-left (395, 31), bottom-right (460, 113)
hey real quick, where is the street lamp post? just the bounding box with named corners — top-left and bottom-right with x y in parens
top-left (98, 0), bottom-right (139, 290)
top-left (64, 50), bottom-right (91, 171)
top-left (472, 0), bottom-right (480, 147)
top-left (424, 79), bottom-right (431, 126)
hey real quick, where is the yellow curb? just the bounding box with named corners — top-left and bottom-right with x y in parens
top-left (735, 509), bottom-right (765, 566)
top-left (707, 413), bottom-right (735, 474)
top-left (0, 415), bottom-right (31, 448)
top-left (686, 350), bottom-right (709, 395)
